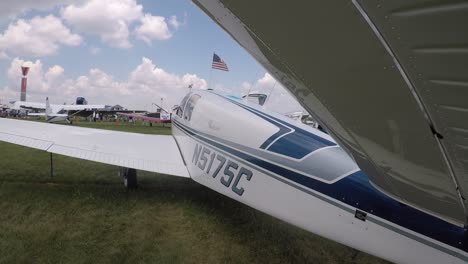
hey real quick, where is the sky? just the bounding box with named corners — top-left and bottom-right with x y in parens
top-left (0, 0), bottom-right (304, 113)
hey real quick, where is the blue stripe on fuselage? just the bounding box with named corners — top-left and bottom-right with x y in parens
top-left (172, 119), bottom-right (467, 256)
top-left (267, 129), bottom-right (330, 159)
top-left (219, 94), bottom-right (335, 159)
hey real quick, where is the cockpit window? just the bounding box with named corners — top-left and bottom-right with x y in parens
top-left (183, 94), bottom-right (201, 121)
top-left (176, 93), bottom-right (191, 118)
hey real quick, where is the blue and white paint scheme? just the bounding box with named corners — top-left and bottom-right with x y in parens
top-left (0, 89), bottom-right (468, 263)
top-left (171, 90), bottom-right (468, 264)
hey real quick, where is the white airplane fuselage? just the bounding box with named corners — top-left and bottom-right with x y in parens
top-left (13, 99), bottom-right (106, 124)
top-left (45, 114), bottom-right (69, 123)
top-left (172, 90), bottom-right (468, 264)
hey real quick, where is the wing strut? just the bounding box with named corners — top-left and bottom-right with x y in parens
top-left (50, 153), bottom-right (54, 178)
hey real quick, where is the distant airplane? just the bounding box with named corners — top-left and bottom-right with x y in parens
top-left (11, 97), bottom-right (105, 124)
top-left (12, 97), bottom-right (106, 116)
top-left (27, 97), bottom-right (70, 123)
top-left (12, 97), bottom-right (145, 123)
top-left (117, 112), bottom-right (171, 125)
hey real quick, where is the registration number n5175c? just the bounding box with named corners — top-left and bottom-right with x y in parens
top-left (192, 143), bottom-right (252, 196)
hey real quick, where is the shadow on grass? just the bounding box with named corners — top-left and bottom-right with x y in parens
top-left (0, 174), bottom-right (388, 264)
top-left (0, 135), bottom-right (388, 263)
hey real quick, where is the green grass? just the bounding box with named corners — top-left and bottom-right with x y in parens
top-left (0, 120), bottom-right (388, 264)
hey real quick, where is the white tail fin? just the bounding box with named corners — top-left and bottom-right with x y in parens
top-left (45, 97), bottom-right (52, 117)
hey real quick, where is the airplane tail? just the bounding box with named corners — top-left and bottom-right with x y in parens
top-left (45, 97), bottom-right (52, 117)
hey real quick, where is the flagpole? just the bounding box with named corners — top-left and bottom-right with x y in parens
top-left (208, 67), bottom-right (213, 90)
top-left (264, 80), bottom-right (277, 107)
top-left (208, 52), bottom-right (214, 89)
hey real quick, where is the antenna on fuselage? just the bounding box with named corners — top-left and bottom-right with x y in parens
top-left (263, 80), bottom-right (277, 107)
top-left (244, 69), bottom-right (261, 102)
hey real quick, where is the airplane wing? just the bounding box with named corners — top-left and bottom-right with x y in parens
top-left (13, 102), bottom-right (106, 112)
top-left (13, 101), bottom-right (46, 110)
top-left (117, 112), bottom-right (170, 123)
top-left (0, 118), bottom-right (189, 178)
top-left (61, 104), bottom-right (106, 111)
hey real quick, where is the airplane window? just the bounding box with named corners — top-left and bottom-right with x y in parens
top-left (176, 94), bottom-right (191, 118)
top-left (183, 94), bottom-right (201, 121)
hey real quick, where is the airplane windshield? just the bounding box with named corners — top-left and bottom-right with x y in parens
top-left (183, 94), bottom-right (201, 121)
top-left (176, 93), bottom-right (191, 118)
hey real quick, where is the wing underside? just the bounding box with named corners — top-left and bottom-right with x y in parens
top-left (193, 0), bottom-right (468, 226)
top-left (0, 118), bottom-right (189, 178)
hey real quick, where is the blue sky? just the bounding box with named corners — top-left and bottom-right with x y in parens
top-left (0, 0), bottom-right (302, 113)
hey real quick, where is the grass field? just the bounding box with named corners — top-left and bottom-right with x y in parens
top-left (0, 120), bottom-right (388, 264)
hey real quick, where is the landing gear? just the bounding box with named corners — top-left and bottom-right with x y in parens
top-left (119, 167), bottom-right (137, 189)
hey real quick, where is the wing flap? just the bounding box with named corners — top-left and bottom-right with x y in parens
top-left (48, 144), bottom-right (188, 177)
top-left (0, 118), bottom-right (189, 178)
top-left (0, 132), bottom-right (53, 151)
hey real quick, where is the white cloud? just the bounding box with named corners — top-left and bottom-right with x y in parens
top-left (168, 15), bottom-right (181, 30)
top-left (62, 0), bottom-right (178, 48)
top-left (5, 58), bottom-right (64, 101)
top-left (240, 73), bottom-right (305, 114)
top-left (0, 51), bottom-right (9, 60)
top-left (2, 57), bottom-right (207, 110)
top-left (45, 65), bottom-right (65, 83)
top-left (7, 58), bottom-right (46, 93)
top-left (89, 46), bottom-right (101, 55)
top-left (135, 14), bottom-right (172, 45)
top-left (62, 0), bottom-right (143, 48)
top-left (2, 58), bottom-right (301, 114)
top-left (124, 57), bottom-right (207, 108)
top-left (0, 0), bottom-right (85, 19)
top-left (59, 68), bottom-right (131, 101)
top-left (0, 15), bottom-right (82, 57)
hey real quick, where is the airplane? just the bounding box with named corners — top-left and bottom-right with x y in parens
top-left (27, 97), bottom-right (70, 123)
top-left (116, 112), bottom-right (171, 125)
top-left (0, 89), bottom-right (465, 263)
top-left (116, 101), bottom-right (171, 125)
top-left (0, 0), bottom-right (466, 263)
top-left (12, 97), bottom-right (106, 122)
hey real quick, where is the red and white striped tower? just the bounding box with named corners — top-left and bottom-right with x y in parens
top-left (20, 66), bottom-right (30, 101)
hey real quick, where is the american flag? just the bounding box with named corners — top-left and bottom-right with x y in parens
top-left (211, 53), bottom-right (229, 71)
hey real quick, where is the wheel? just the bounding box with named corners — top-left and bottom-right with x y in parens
top-left (122, 168), bottom-right (137, 189)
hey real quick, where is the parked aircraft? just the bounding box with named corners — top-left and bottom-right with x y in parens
top-left (191, 0), bottom-right (468, 262)
top-left (0, 0), bottom-right (467, 263)
top-left (0, 89), bottom-right (465, 263)
top-left (27, 97), bottom-right (69, 123)
top-left (12, 98), bottom-right (105, 114)
top-left (117, 112), bottom-right (171, 125)
top-left (12, 97), bottom-right (105, 124)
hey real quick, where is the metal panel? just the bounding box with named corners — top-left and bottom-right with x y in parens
top-left (194, 0), bottom-right (467, 225)
top-left (359, 0), bottom-right (468, 218)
